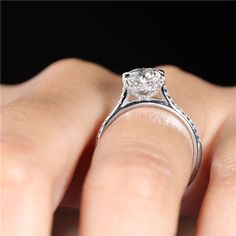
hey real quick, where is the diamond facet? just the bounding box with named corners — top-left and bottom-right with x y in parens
top-left (122, 68), bottom-right (164, 99)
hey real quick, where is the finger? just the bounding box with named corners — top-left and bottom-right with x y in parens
top-left (197, 114), bottom-right (236, 235)
top-left (2, 165), bottom-right (53, 235)
top-left (80, 107), bottom-right (193, 235)
top-left (2, 59), bottom-right (120, 235)
top-left (159, 66), bottom-right (234, 218)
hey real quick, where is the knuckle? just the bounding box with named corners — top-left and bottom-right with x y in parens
top-left (45, 58), bottom-right (91, 83)
top-left (2, 146), bottom-right (51, 193)
top-left (3, 160), bottom-right (34, 190)
top-left (43, 58), bottom-right (114, 88)
top-left (86, 146), bottom-right (175, 199)
top-left (48, 57), bottom-right (87, 70)
top-left (47, 58), bottom-right (109, 79)
top-left (211, 154), bottom-right (236, 191)
top-left (2, 156), bottom-right (52, 216)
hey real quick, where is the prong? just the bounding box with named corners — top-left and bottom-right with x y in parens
top-left (122, 72), bottom-right (130, 79)
top-left (158, 69), bottom-right (165, 76)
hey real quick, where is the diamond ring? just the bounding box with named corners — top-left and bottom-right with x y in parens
top-left (97, 68), bottom-right (202, 186)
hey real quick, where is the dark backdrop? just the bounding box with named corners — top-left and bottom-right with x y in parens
top-left (2, 2), bottom-right (236, 86)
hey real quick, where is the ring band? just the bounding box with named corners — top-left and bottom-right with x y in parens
top-left (97, 68), bottom-right (202, 186)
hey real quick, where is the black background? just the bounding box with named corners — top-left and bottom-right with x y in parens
top-left (2, 2), bottom-right (236, 86)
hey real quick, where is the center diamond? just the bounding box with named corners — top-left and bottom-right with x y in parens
top-left (122, 68), bottom-right (165, 99)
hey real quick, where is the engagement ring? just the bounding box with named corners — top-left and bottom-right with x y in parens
top-left (97, 68), bottom-right (202, 186)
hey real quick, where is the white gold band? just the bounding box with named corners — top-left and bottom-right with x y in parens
top-left (97, 68), bottom-right (202, 186)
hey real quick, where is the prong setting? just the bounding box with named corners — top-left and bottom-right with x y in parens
top-left (122, 68), bottom-right (165, 100)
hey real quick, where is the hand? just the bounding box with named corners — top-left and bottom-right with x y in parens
top-left (2, 59), bottom-right (236, 235)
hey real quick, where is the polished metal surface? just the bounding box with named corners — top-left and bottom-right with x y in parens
top-left (97, 68), bottom-right (202, 186)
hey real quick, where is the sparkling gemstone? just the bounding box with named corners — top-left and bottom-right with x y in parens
top-left (122, 68), bottom-right (165, 99)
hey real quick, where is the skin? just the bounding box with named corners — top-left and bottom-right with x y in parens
top-left (1, 58), bottom-right (236, 236)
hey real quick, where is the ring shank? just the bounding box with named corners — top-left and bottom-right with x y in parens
top-left (97, 84), bottom-right (202, 187)
top-left (98, 100), bottom-right (201, 186)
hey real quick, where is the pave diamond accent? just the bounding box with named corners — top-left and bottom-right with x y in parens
top-left (122, 68), bottom-right (165, 100)
top-left (162, 85), bottom-right (200, 142)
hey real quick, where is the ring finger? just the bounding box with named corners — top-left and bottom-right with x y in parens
top-left (80, 105), bottom-right (193, 235)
